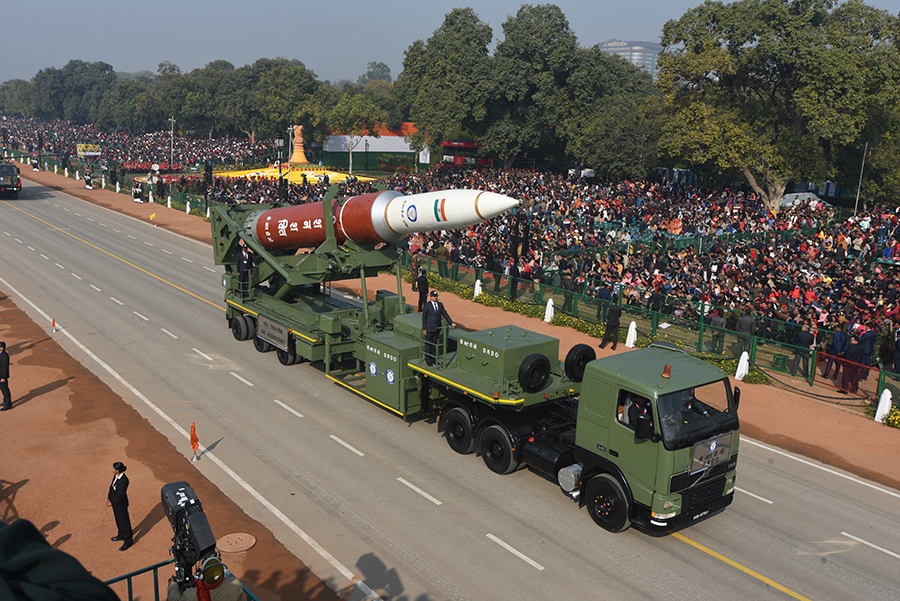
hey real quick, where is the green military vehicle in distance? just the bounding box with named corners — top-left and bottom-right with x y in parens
top-left (212, 189), bottom-right (740, 532)
top-left (0, 161), bottom-right (21, 199)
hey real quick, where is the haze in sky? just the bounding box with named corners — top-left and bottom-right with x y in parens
top-left (5, 0), bottom-right (900, 85)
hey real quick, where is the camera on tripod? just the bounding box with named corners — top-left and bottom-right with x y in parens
top-left (161, 481), bottom-right (217, 586)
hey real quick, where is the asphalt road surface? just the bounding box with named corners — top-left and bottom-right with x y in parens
top-left (2, 182), bottom-right (899, 601)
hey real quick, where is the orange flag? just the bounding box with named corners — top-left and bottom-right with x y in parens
top-left (190, 421), bottom-right (199, 453)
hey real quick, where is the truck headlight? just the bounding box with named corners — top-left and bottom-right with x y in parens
top-left (724, 476), bottom-right (735, 495)
top-left (651, 511), bottom-right (677, 520)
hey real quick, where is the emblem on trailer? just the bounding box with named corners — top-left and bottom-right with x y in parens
top-left (369, 362), bottom-right (377, 376)
top-left (407, 205), bottom-right (418, 222)
top-left (709, 440), bottom-right (718, 453)
top-left (386, 369), bottom-right (395, 385)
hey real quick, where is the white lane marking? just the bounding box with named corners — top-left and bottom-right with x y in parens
top-left (27, 245), bottom-right (35, 251)
top-left (203, 266), bottom-right (216, 272)
top-left (127, 234), bottom-right (137, 240)
top-left (113, 228), bottom-right (121, 233)
top-left (0, 276), bottom-right (381, 601)
top-left (86, 218), bottom-right (94, 222)
top-left (3, 231), bottom-right (9, 236)
top-left (329, 435), bottom-right (365, 457)
top-left (181, 257), bottom-right (193, 263)
top-left (161, 249), bottom-right (173, 254)
top-left (53, 203), bottom-right (59, 207)
top-left (71, 273), bottom-right (82, 280)
top-left (161, 328), bottom-right (178, 339)
top-left (397, 478), bottom-right (442, 505)
top-left (230, 372), bottom-right (254, 387)
top-left (735, 487), bottom-right (773, 504)
top-left (14, 238), bottom-right (22, 243)
top-left (743, 438), bottom-right (900, 500)
top-left (274, 399), bottom-right (304, 419)
top-left (90, 284), bottom-right (102, 292)
top-left (40, 254), bottom-right (50, 260)
top-left (133, 311), bottom-right (149, 321)
top-left (841, 532), bottom-right (900, 560)
top-left (74, 212), bottom-right (81, 216)
top-left (110, 297), bottom-right (124, 305)
top-left (64, 208), bottom-right (70, 212)
top-left (144, 241), bottom-right (154, 247)
top-left (486, 534), bottom-right (545, 571)
top-left (55, 263), bottom-right (65, 269)
top-left (99, 223), bottom-right (107, 228)
top-left (192, 348), bottom-right (213, 362)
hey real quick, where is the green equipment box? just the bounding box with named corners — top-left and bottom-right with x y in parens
top-left (457, 326), bottom-right (559, 383)
top-left (364, 331), bottom-right (422, 415)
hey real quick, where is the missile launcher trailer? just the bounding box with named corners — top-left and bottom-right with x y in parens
top-left (211, 187), bottom-right (740, 532)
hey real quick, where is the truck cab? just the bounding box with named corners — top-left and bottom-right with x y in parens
top-left (0, 162), bottom-right (21, 199)
top-left (568, 343), bottom-right (739, 531)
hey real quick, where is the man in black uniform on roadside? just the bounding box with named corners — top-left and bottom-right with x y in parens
top-left (414, 267), bottom-right (429, 312)
top-left (0, 341), bottom-right (11, 411)
top-left (599, 297), bottom-right (623, 350)
top-left (422, 290), bottom-right (454, 366)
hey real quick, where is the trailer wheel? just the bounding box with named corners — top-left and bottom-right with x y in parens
top-left (564, 344), bottom-right (596, 382)
top-left (585, 474), bottom-right (631, 532)
top-left (253, 337), bottom-right (273, 353)
top-left (231, 316), bottom-right (250, 341)
top-left (443, 407), bottom-right (475, 454)
top-left (243, 315), bottom-right (257, 340)
top-left (277, 346), bottom-right (297, 365)
top-left (480, 425), bottom-right (520, 475)
top-left (518, 353), bottom-right (551, 393)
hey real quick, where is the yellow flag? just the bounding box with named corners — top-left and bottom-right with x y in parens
top-left (150, 213), bottom-right (157, 221)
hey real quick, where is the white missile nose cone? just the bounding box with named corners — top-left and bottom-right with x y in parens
top-left (474, 191), bottom-right (519, 221)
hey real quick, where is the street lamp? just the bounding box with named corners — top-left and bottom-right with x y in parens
top-left (275, 134), bottom-right (285, 202)
top-left (854, 142), bottom-right (868, 216)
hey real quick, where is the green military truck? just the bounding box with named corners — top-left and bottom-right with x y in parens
top-left (0, 161), bottom-right (21, 199)
top-left (212, 191), bottom-right (740, 532)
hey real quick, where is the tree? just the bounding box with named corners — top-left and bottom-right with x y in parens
top-left (255, 59), bottom-right (321, 140)
top-left (328, 94), bottom-right (387, 174)
top-left (357, 61), bottom-right (392, 86)
top-left (482, 4), bottom-right (579, 166)
top-left (658, 0), bottom-right (900, 211)
top-left (394, 8), bottom-right (493, 154)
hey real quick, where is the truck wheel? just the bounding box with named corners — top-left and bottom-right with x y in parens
top-left (480, 425), bottom-right (520, 475)
top-left (585, 474), bottom-right (631, 532)
top-left (443, 407), bottom-right (475, 454)
top-left (231, 316), bottom-right (249, 341)
top-left (564, 344), bottom-right (596, 382)
top-left (253, 337), bottom-right (273, 353)
top-left (518, 353), bottom-right (551, 393)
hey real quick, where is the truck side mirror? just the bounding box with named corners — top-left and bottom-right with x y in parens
top-left (733, 386), bottom-right (741, 410)
top-left (634, 414), bottom-right (653, 440)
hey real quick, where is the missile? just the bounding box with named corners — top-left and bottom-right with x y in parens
top-left (245, 189), bottom-right (518, 251)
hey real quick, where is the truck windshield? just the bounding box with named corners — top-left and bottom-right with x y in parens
top-left (0, 165), bottom-right (15, 176)
top-left (657, 378), bottom-right (738, 450)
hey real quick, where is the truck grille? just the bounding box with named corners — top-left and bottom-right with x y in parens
top-left (680, 476), bottom-right (726, 513)
top-left (669, 453), bottom-right (737, 494)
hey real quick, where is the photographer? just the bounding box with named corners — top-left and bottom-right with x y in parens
top-left (167, 557), bottom-right (245, 601)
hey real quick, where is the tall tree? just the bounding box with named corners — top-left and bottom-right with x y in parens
top-left (394, 8), bottom-right (493, 154)
top-left (482, 4), bottom-right (579, 166)
top-left (658, 0), bottom-right (899, 211)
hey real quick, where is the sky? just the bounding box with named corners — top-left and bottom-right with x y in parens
top-left (4, 0), bottom-right (900, 85)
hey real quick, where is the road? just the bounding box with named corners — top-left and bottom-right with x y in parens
top-left (2, 182), bottom-right (898, 601)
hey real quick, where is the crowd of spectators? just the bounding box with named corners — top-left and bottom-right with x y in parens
top-left (5, 113), bottom-right (900, 364)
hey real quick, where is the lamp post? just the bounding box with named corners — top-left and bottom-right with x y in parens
top-left (854, 142), bottom-right (868, 216)
top-left (275, 134), bottom-right (285, 202)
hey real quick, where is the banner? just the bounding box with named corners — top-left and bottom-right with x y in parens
top-left (76, 143), bottom-right (101, 158)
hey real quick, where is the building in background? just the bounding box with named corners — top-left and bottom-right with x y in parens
top-left (597, 40), bottom-right (663, 79)
top-left (323, 123), bottom-right (429, 171)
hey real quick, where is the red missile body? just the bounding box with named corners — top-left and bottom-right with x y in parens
top-left (246, 189), bottom-right (518, 251)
